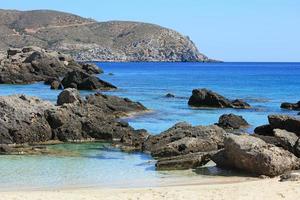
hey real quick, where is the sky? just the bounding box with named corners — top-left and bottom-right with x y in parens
top-left (1, 0), bottom-right (299, 62)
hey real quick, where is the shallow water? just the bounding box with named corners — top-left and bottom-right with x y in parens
top-left (0, 62), bottom-right (299, 189)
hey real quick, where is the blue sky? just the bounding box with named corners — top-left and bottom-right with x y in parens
top-left (1, 0), bottom-right (299, 61)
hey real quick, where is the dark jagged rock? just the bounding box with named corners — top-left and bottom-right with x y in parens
top-left (119, 129), bottom-right (149, 152)
top-left (0, 46), bottom-right (106, 84)
top-left (212, 135), bottom-right (300, 177)
top-left (281, 101), bottom-right (300, 111)
top-left (86, 93), bottom-right (147, 117)
top-left (188, 89), bottom-right (250, 109)
top-left (144, 122), bottom-right (226, 158)
top-left (61, 70), bottom-right (116, 90)
top-left (217, 114), bottom-right (249, 129)
top-left (156, 151), bottom-right (215, 170)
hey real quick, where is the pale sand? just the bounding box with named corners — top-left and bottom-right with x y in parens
top-left (1, 178), bottom-right (299, 200)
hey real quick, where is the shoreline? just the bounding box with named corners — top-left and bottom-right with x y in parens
top-left (0, 177), bottom-right (299, 200)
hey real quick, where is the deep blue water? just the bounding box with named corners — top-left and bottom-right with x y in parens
top-left (98, 62), bottom-right (300, 133)
top-left (0, 62), bottom-right (299, 189)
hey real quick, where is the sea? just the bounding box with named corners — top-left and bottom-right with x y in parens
top-left (0, 62), bottom-right (299, 189)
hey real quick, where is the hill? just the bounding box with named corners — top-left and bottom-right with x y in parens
top-left (0, 9), bottom-right (210, 62)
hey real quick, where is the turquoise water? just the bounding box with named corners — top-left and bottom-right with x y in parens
top-left (0, 62), bottom-right (299, 189)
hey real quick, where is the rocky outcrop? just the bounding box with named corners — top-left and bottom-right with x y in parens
top-left (61, 70), bottom-right (116, 90)
top-left (0, 89), bottom-right (148, 145)
top-left (280, 171), bottom-right (300, 182)
top-left (0, 46), bottom-right (106, 86)
top-left (281, 101), bottom-right (300, 111)
top-left (217, 114), bottom-right (249, 129)
top-left (0, 9), bottom-right (211, 62)
top-left (188, 89), bottom-right (250, 109)
top-left (212, 135), bottom-right (300, 177)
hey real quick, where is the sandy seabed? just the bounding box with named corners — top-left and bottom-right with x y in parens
top-left (1, 178), bottom-right (299, 200)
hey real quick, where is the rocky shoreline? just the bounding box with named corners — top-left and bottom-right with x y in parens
top-left (0, 47), bottom-right (299, 182)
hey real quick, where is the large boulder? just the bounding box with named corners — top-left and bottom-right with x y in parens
top-left (61, 70), bottom-right (116, 90)
top-left (144, 122), bottom-right (226, 158)
top-left (188, 89), bottom-right (250, 109)
top-left (0, 95), bottom-right (54, 144)
top-left (217, 113), bottom-right (249, 129)
top-left (212, 135), bottom-right (300, 177)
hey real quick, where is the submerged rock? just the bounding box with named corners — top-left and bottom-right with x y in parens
top-left (165, 93), bottom-right (175, 98)
top-left (217, 113), bottom-right (249, 129)
top-left (188, 89), bottom-right (250, 109)
top-left (212, 135), bottom-right (300, 177)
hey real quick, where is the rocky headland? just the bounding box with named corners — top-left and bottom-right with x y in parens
top-left (0, 9), bottom-right (212, 62)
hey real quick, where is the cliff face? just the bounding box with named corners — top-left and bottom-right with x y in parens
top-left (0, 9), bottom-right (210, 62)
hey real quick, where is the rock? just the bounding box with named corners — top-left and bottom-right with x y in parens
top-left (212, 135), bottom-right (300, 177)
top-left (86, 93), bottom-right (147, 116)
top-left (57, 88), bottom-right (81, 106)
top-left (231, 99), bottom-right (251, 109)
top-left (0, 144), bottom-right (13, 154)
top-left (7, 48), bottom-right (21, 56)
top-left (188, 89), bottom-right (250, 109)
top-left (280, 171), bottom-right (300, 182)
top-left (188, 89), bottom-right (232, 108)
top-left (108, 73), bottom-right (114, 76)
top-left (144, 122), bottom-right (226, 158)
top-left (156, 152), bottom-right (215, 170)
top-left (61, 70), bottom-right (116, 90)
top-left (165, 93), bottom-right (175, 98)
top-left (254, 124), bottom-right (274, 136)
top-left (217, 114), bottom-right (249, 129)
top-left (81, 63), bottom-right (103, 74)
top-left (119, 129), bottom-right (149, 151)
top-left (281, 101), bottom-right (300, 111)
top-left (0, 95), bottom-right (54, 144)
top-left (50, 80), bottom-right (62, 90)
top-left (268, 115), bottom-right (300, 136)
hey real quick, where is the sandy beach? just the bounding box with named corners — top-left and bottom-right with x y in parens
top-left (1, 178), bottom-right (299, 200)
